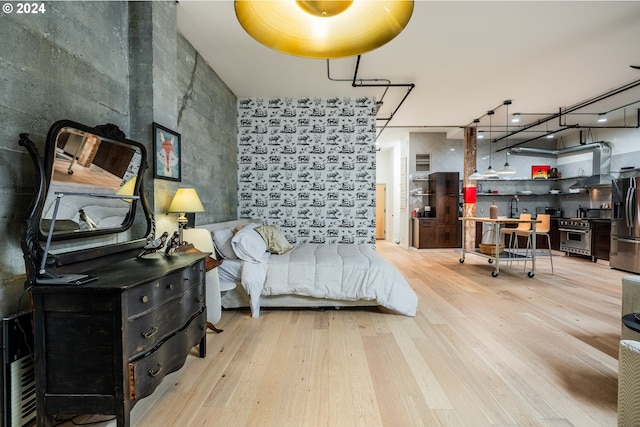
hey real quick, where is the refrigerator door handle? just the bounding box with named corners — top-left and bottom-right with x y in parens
top-left (626, 186), bottom-right (634, 229)
top-left (612, 236), bottom-right (640, 244)
top-left (631, 178), bottom-right (637, 229)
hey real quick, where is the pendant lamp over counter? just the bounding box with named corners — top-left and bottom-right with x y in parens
top-left (499, 100), bottom-right (516, 175)
top-left (235, 0), bottom-right (415, 59)
top-left (483, 110), bottom-right (499, 178)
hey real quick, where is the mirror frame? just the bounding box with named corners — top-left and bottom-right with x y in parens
top-left (19, 120), bottom-right (153, 282)
top-left (40, 120), bottom-right (147, 240)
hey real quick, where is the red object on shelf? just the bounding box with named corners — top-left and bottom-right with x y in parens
top-left (463, 186), bottom-right (476, 203)
top-left (532, 165), bottom-right (550, 179)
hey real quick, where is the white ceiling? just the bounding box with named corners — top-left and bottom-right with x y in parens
top-left (176, 1), bottom-right (640, 149)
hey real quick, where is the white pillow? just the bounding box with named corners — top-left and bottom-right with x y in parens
top-left (211, 228), bottom-right (238, 260)
top-left (231, 223), bottom-right (267, 263)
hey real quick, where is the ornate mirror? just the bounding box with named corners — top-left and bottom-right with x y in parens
top-left (20, 120), bottom-right (153, 284)
top-left (39, 121), bottom-right (147, 239)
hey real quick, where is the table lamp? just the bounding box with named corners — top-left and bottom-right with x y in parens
top-left (168, 188), bottom-right (205, 242)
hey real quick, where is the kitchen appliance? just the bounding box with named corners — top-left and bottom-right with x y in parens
top-left (537, 207), bottom-right (562, 218)
top-left (559, 218), bottom-right (592, 257)
top-left (610, 176), bottom-right (640, 273)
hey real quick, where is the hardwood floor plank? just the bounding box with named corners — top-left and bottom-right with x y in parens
top-left (56, 241), bottom-right (624, 427)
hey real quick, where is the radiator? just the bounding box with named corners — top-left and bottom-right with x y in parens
top-left (3, 311), bottom-right (36, 427)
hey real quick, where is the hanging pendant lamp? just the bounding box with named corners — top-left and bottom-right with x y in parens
top-left (469, 169), bottom-right (483, 180)
top-left (469, 119), bottom-right (483, 180)
top-left (235, 0), bottom-right (415, 59)
top-left (499, 100), bottom-right (516, 175)
top-left (483, 110), bottom-right (499, 178)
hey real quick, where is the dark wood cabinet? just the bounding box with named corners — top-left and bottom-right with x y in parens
top-left (412, 172), bottom-right (460, 248)
top-left (428, 172), bottom-right (458, 195)
top-left (550, 219), bottom-right (560, 250)
top-left (592, 220), bottom-right (611, 262)
top-left (31, 251), bottom-right (208, 427)
top-left (430, 173), bottom-right (460, 248)
top-left (413, 218), bottom-right (436, 248)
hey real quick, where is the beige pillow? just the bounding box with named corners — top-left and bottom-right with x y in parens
top-left (254, 225), bottom-right (294, 255)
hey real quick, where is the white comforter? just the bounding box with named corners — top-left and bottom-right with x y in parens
top-left (240, 244), bottom-right (418, 317)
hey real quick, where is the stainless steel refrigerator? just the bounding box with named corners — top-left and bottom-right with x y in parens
top-left (610, 176), bottom-right (640, 273)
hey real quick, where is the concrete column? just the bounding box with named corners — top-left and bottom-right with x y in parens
top-left (462, 127), bottom-right (478, 250)
top-left (128, 1), bottom-right (179, 217)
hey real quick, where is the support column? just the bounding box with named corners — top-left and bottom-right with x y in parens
top-left (462, 127), bottom-right (478, 250)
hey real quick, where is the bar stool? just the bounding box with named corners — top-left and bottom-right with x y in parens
top-left (515, 213), bottom-right (553, 274)
top-left (499, 213), bottom-right (531, 267)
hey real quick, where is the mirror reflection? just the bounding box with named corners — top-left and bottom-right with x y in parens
top-left (40, 125), bottom-right (143, 238)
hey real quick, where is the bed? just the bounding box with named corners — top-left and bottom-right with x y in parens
top-left (196, 219), bottom-right (418, 317)
top-left (42, 182), bottom-right (131, 229)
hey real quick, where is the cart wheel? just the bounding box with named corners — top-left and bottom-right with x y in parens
top-left (492, 271), bottom-right (499, 277)
top-left (459, 258), bottom-right (464, 263)
top-left (67, 170), bottom-right (73, 175)
top-left (527, 271), bottom-right (535, 278)
top-left (488, 259), bottom-right (494, 264)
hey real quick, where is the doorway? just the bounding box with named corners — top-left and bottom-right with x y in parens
top-left (376, 184), bottom-right (386, 239)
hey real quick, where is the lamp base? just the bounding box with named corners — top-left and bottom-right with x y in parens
top-left (177, 214), bottom-right (188, 243)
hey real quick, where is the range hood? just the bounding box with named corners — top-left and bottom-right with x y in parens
top-left (510, 142), bottom-right (613, 188)
top-left (570, 143), bottom-right (613, 189)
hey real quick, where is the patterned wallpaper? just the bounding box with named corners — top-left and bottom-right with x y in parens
top-left (237, 97), bottom-right (377, 245)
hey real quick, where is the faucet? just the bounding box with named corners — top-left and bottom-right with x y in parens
top-left (510, 197), bottom-right (519, 218)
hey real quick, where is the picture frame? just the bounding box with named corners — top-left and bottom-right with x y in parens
top-left (532, 165), bottom-right (550, 179)
top-left (153, 122), bottom-right (181, 181)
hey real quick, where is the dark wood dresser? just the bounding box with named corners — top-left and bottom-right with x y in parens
top-left (30, 251), bottom-right (208, 427)
top-left (19, 121), bottom-right (209, 427)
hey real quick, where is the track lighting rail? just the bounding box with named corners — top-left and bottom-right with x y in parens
top-left (479, 77), bottom-right (640, 148)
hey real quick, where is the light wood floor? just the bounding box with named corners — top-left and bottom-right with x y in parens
top-left (60, 242), bottom-right (629, 427)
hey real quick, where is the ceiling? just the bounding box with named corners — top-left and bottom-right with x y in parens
top-left (176, 1), bottom-right (640, 150)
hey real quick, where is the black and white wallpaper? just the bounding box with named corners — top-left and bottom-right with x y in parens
top-left (237, 97), bottom-right (377, 245)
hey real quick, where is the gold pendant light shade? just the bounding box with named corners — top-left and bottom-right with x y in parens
top-left (235, 0), bottom-right (415, 59)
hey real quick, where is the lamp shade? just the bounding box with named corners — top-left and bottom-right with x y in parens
top-left (115, 177), bottom-right (137, 202)
top-left (235, 0), bottom-right (414, 59)
top-left (168, 188), bottom-right (205, 213)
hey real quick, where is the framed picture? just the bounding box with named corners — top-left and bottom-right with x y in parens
top-left (153, 122), bottom-right (181, 181)
top-left (532, 165), bottom-right (550, 179)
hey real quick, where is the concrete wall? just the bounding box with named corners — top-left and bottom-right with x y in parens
top-left (0, 1), bottom-right (236, 324)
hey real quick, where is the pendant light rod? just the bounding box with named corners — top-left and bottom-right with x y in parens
top-left (482, 110), bottom-right (499, 178)
top-left (499, 100), bottom-right (516, 174)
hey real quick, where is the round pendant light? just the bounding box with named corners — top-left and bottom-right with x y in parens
top-left (235, 0), bottom-right (415, 59)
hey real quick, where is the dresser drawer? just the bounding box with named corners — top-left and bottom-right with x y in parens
top-left (128, 310), bottom-right (206, 401)
top-left (127, 271), bottom-right (186, 317)
top-left (183, 262), bottom-right (205, 286)
top-left (127, 283), bottom-right (205, 357)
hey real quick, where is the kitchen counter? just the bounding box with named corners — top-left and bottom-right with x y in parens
top-left (459, 216), bottom-right (542, 277)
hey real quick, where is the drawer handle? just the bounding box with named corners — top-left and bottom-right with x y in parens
top-left (167, 283), bottom-right (175, 291)
top-left (140, 295), bottom-right (149, 304)
top-left (141, 326), bottom-right (158, 339)
top-left (148, 364), bottom-right (163, 377)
